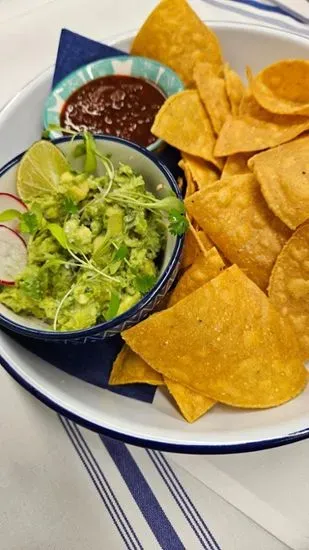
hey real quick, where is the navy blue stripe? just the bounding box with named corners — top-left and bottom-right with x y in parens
top-left (59, 416), bottom-right (133, 550)
top-left (147, 451), bottom-right (209, 549)
top-left (70, 421), bottom-right (143, 550)
top-left (202, 0), bottom-right (309, 36)
top-left (155, 452), bottom-right (221, 550)
top-left (101, 435), bottom-right (185, 550)
top-left (147, 450), bottom-right (216, 550)
top-left (230, 0), bottom-right (304, 22)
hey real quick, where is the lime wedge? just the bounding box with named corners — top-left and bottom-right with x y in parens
top-left (17, 140), bottom-right (70, 201)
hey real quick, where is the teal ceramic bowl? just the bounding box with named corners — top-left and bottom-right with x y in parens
top-left (43, 55), bottom-right (184, 152)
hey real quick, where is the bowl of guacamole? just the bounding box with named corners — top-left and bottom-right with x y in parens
top-left (0, 133), bottom-right (185, 342)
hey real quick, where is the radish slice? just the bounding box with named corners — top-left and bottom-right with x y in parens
top-left (0, 225), bottom-right (27, 285)
top-left (0, 193), bottom-right (27, 231)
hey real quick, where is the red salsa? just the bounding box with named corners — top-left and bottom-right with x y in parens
top-left (60, 75), bottom-right (166, 147)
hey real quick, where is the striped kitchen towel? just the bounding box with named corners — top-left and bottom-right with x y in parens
top-left (197, 0), bottom-right (309, 35)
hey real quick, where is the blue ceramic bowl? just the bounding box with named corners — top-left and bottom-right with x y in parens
top-left (0, 136), bottom-right (184, 343)
top-left (43, 55), bottom-right (184, 152)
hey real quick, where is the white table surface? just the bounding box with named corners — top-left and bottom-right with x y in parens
top-left (0, 1), bottom-right (308, 549)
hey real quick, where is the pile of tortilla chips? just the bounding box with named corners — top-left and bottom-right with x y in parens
top-left (108, 0), bottom-right (309, 422)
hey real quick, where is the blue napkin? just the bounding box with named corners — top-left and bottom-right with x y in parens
top-left (52, 29), bottom-right (125, 87)
top-left (4, 28), bottom-right (183, 404)
top-left (4, 328), bottom-right (153, 402)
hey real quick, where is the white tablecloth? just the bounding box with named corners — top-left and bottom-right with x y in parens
top-left (0, 2), bottom-right (308, 549)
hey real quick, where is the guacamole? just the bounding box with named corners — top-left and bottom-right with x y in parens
top-left (0, 161), bottom-right (168, 331)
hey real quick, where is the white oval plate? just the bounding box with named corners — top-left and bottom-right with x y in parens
top-left (1, 23), bottom-right (309, 453)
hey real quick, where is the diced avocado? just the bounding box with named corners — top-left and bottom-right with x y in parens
top-left (1, 156), bottom-right (167, 330)
top-left (117, 292), bottom-right (141, 316)
top-left (67, 180), bottom-right (89, 202)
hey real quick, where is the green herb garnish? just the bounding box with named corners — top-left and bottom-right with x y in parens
top-left (63, 196), bottom-right (78, 215)
top-left (0, 209), bottom-right (40, 234)
top-left (47, 223), bottom-right (69, 249)
top-left (19, 211), bottom-right (39, 234)
top-left (105, 291), bottom-right (121, 320)
top-left (114, 244), bottom-right (129, 261)
top-left (168, 209), bottom-right (189, 236)
top-left (135, 274), bottom-right (157, 294)
top-left (0, 209), bottom-right (21, 223)
top-left (0, 128), bottom-right (188, 331)
top-left (73, 142), bottom-right (86, 158)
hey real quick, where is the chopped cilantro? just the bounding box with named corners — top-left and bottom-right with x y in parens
top-left (63, 196), bottom-right (78, 215)
top-left (135, 274), bottom-right (157, 294)
top-left (20, 276), bottom-right (43, 300)
top-left (168, 209), bottom-right (189, 236)
top-left (19, 211), bottom-right (39, 234)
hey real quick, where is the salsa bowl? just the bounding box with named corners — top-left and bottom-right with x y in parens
top-left (43, 55), bottom-right (184, 153)
top-left (0, 136), bottom-right (183, 343)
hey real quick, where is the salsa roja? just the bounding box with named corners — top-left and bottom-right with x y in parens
top-left (60, 75), bottom-right (166, 147)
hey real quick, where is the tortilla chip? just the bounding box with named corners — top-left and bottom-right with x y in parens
top-left (130, 0), bottom-right (222, 86)
top-left (181, 221), bottom-right (212, 270)
top-left (152, 90), bottom-right (222, 169)
top-left (111, 243), bottom-right (220, 419)
top-left (196, 230), bottom-right (213, 250)
top-left (181, 153), bottom-right (219, 190)
top-left (185, 174), bottom-right (291, 290)
top-left (179, 159), bottom-right (197, 198)
top-left (168, 247), bottom-right (225, 307)
top-left (123, 265), bottom-right (307, 409)
top-left (223, 63), bottom-right (245, 115)
top-left (177, 176), bottom-right (184, 192)
top-left (185, 179), bottom-right (196, 199)
top-left (194, 61), bottom-right (231, 134)
top-left (109, 345), bottom-right (164, 386)
top-left (165, 377), bottom-right (215, 422)
top-left (215, 92), bottom-right (309, 157)
top-left (269, 223), bottom-right (309, 360)
top-left (117, 244), bottom-right (222, 418)
top-left (221, 152), bottom-right (252, 177)
top-left (248, 61), bottom-right (309, 116)
top-left (248, 135), bottom-right (309, 230)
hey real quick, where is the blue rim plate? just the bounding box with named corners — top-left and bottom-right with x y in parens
top-left (1, 23), bottom-right (309, 454)
top-left (1, 350), bottom-right (309, 454)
